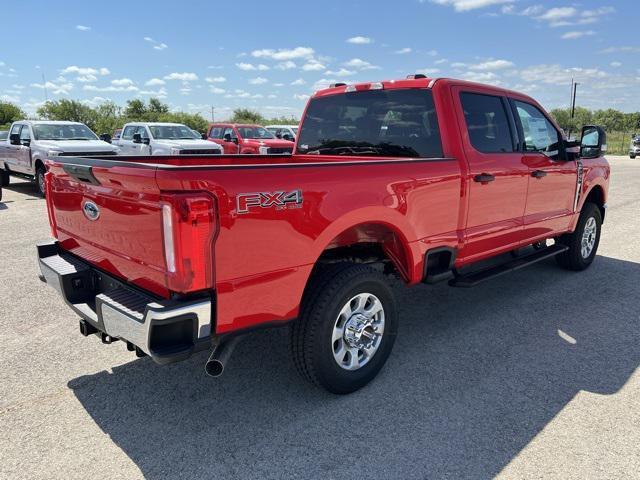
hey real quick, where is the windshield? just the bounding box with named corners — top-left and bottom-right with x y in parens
top-left (237, 126), bottom-right (275, 139)
top-left (296, 89), bottom-right (443, 158)
top-left (32, 123), bottom-right (98, 141)
top-left (148, 125), bottom-right (199, 140)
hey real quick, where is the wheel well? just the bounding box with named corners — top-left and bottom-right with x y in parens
top-left (35, 158), bottom-right (45, 172)
top-left (314, 223), bottom-right (411, 282)
top-left (585, 186), bottom-right (605, 222)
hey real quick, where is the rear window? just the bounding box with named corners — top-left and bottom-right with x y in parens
top-left (296, 89), bottom-right (443, 158)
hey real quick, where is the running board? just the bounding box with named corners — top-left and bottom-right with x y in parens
top-left (449, 244), bottom-right (568, 288)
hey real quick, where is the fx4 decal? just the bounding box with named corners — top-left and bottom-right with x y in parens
top-left (237, 190), bottom-right (303, 214)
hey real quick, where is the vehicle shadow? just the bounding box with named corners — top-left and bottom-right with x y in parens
top-left (2, 180), bottom-right (42, 199)
top-left (68, 255), bottom-right (640, 479)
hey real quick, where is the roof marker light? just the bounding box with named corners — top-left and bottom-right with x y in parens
top-left (407, 74), bottom-right (427, 79)
top-left (369, 82), bottom-right (384, 90)
top-left (345, 85), bottom-right (357, 92)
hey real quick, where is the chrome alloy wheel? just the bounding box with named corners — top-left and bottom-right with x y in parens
top-left (581, 216), bottom-right (597, 259)
top-left (332, 293), bottom-right (385, 371)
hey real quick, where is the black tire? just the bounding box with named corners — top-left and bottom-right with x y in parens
top-left (0, 169), bottom-right (9, 187)
top-left (35, 165), bottom-right (46, 197)
top-left (555, 202), bottom-right (602, 271)
top-left (631, 154), bottom-right (636, 159)
top-left (289, 263), bottom-right (398, 394)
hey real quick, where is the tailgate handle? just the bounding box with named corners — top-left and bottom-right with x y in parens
top-left (63, 164), bottom-right (101, 186)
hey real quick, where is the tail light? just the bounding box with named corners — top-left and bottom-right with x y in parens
top-left (44, 170), bottom-right (58, 239)
top-left (160, 193), bottom-right (218, 293)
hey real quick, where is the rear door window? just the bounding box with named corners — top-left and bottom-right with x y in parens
top-left (460, 92), bottom-right (514, 154)
top-left (296, 89), bottom-right (443, 158)
top-left (209, 127), bottom-right (223, 139)
top-left (19, 125), bottom-right (31, 142)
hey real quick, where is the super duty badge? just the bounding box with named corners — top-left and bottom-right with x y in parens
top-left (237, 190), bottom-right (303, 214)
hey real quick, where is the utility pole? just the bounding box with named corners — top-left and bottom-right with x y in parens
top-left (211, 106), bottom-right (215, 122)
top-left (570, 81), bottom-right (579, 119)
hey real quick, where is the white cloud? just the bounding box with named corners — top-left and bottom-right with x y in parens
top-left (302, 61), bottom-right (326, 71)
top-left (416, 68), bottom-right (441, 75)
top-left (435, 58), bottom-right (448, 65)
top-left (291, 78), bottom-right (306, 86)
top-left (235, 62), bottom-right (269, 71)
top-left (145, 78), bottom-right (165, 86)
top-left (210, 87), bottom-right (226, 94)
top-left (249, 77), bottom-right (268, 85)
top-left (84, 84), bottom-right (138, 92)
top-left (324, 68), bottom-right (355, 77)
top-left (76, 74), bottom-right (97, 83)
top-left (610, 61), bottom-right (622, 68)
top-left (1, 94), bottom-right (21, 103)
top-left (273, 83), bottom-right (284, 87)
top-left (205, 76), bottom-right (226, 83)
top-left (429, 0), bottom-right (514, 12)
top-left (31, 81), bottom-right (73, 95)
top-left (76, 25), bottom-right (91, 31)
top-left (61, 66), bottom-right (110, 76)
top-left (164, 72), bottom-right (198, 81)
top-left (561, 30), bottom-right (595, 40)
top-left (395, 47), bottom-right (412, 54)
top-left (251, 47), bottom-right (314, 60)
top-left (469, 59), bottom-right (514, 70)
top-left (461, 71), bottom-right (499, 83)
top-left (139, 87), bottom-right (167, 97)
top-left (347, 36), bottom-right (372, 44)
top-left (599, 46), bottom-right (640, 54)
top-left (82, 96), bottom-right (109, 107)
top-left (111, 78), bottom-right (135, 87)
top-left (519, 64), bottom-right (608, 86)
top-left (343, 58), bottom-right (380, 70)
top-left (144, 37), bottom-right (168, 50)
top-left (275, 61), bottom-right (297, 70)
top-left (293, 94), bottom-right (310, 101)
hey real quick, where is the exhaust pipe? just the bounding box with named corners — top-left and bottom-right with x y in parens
top-left (205, 336), bottom-right (242, 377)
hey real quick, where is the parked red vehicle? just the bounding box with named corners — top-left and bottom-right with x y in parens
top-left (38, 76), bottom-right (609, 393)
top-left (206, 123), bottom-right (294, 154)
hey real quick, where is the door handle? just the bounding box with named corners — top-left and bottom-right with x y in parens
top-left (474, 173), bottom-right (495, 183)
top-left (531, 170), bottom-right (547, 179)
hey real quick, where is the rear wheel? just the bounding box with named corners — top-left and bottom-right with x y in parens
top-left (289, 263), bottom-right (398, 394)
top-left (555, 202), bottom-right (602, 271)
top-left (0, 169), bottom-right (9, 187)
top-left (35, 165), bottom-right (46, 197)
top-left (631, 154), bottom-right (636, 159)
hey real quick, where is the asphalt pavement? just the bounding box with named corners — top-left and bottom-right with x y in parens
top-left (0, 157), bottom-right (638, 479)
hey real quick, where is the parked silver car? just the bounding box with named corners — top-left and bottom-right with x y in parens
top-left (630, 134), bottom-right (640, 159)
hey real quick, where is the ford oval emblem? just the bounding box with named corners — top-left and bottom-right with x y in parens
top-left (82, 201), bottom-right (100, 221)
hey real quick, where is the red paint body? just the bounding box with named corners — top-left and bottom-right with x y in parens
top-left (44, 78), bottom-right (610, 335)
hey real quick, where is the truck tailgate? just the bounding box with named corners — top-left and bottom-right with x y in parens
top-left (46, 160), bottom-right (169, 297)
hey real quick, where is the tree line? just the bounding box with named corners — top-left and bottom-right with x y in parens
top-left (549, 107), bottom-right (640, 135)
top-left (0, 99), bottom-right (299, 134)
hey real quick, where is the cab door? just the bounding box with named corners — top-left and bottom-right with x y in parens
top-left (119, 125), bottom-right (138, 155)
top-left (454, 88), bottom-right (529, 262)
top-left (221, 127), bottom-right (240, 154)
top-left (17, 124), bottom-right (33, 173)
top-left (510, 99), bottom-right (577, 238)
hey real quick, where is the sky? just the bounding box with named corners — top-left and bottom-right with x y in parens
top-left (0, 0), bottom-right (638, 121)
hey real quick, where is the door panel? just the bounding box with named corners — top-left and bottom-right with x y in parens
top-left (454, 88), bottom-right (529, 262)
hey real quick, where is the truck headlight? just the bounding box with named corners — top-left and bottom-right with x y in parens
top-left (170, 147), bottom-right (182, 155)
top-left (258, 146), bottom-right (269, 155)
top-left (47, 150), bottom-right (62, 157)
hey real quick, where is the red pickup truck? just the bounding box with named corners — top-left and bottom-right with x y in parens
top-left (206, 123), bottom-right (294, 154)
top-left (37, 76), bottom-right (609, 393)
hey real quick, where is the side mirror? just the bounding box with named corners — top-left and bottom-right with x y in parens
top-left (99, 133), bottom-right (112, 143)
top-left (142, 137), bottom-right (150, 145)
top-left (223, 133), bottom-right (232, 142)
top-left (282, 134), bottom-right (293, 142)
top-left (275, 132), bottom-right (282, 139)
top-left (9, 133), bottom-right (20, 145)
top-left (580, 125), bottom-right (607, 159)
top-left (132, 133), bottom-right (142, 144)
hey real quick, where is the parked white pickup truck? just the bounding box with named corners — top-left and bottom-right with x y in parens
top-left (0, 121), bottom-right (119, 196)
top-left (114, 122), bottom-right (223, 155)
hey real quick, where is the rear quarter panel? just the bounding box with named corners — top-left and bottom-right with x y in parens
top-left (155, 158), bottom-right (462, 333)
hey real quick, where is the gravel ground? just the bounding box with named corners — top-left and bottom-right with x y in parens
top-left (0, 156), bottom-right (638, 479)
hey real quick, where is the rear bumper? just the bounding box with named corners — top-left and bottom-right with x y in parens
top-left (37, 240), bottom-right (213, 364)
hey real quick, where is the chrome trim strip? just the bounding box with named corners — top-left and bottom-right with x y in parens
top-left (573, 160), bottom-right (584, 212)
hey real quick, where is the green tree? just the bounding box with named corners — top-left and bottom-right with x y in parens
top-left (229, 108), bottom-right (265, 124)
top-left (592, 108), bottom-right (625, 131)
top-left (123, 99), bottom-right (147, 119)
top-left (37, 99), bottom-right (97, 129)
top-left (157, 112), bottom-right (208, 133)
top-left (0, 102), bottom-right (26, 128)
top-left (93, 101), bottom-right (122, 135)
top-left (148, 98), bottom-right (169, 115)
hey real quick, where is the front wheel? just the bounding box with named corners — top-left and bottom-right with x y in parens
top-left (35, 165), bottom-right (46, 197)
top-left (289, 263), bottom-right (398, 394)
top-left (631, 154), bottom-right (636, 159)
top-left (555, 202), bottom-right (602, 271)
